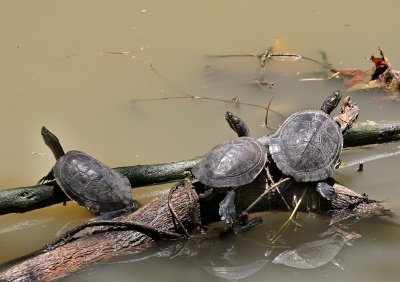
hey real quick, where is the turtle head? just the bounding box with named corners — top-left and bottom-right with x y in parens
top-left (41, 126), bottom-right (66, 160)
top-left (321, 90), bottom-right (342, 115)
top-left (225, 111), bottom-right (251, 137)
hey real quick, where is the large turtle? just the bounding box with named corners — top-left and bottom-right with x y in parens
top-left (269, 90), bottom-right (343, 200)
top-left (38, 127), bottom-right (133, 214)
top-left (192, 111), bottom-right (267, 224)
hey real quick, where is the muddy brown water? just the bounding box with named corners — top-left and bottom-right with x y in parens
top-left (1, 1), bottom-right (399, 281)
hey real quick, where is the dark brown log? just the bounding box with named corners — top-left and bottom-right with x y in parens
top-left (0, 181), bottom-right (200, 281)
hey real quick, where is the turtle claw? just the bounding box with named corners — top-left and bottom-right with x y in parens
top-left (219, 190), bottom-right (236, 224)
top-left (198, 188), bottom-right (213, 199)
top-left (316, 182), bottom-right (334, 201)
top-left (37, 170), bottom-right (55, 185)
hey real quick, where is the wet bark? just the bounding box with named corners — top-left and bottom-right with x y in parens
top-left (0, 181), bottom-right (201, 281)
top-left (0, 120), bottom-right (399, 215)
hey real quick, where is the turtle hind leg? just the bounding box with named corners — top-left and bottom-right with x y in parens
top-left (316, 182), bottom-right (334, 201)
top-left (96, 209), bottom-right (126, 220)
top-left (219, 190), bottom-right (236, 224)
top-left (37, 170), bottom-right (55, 185)
top-left (95, 200), bottom-right (140, 220)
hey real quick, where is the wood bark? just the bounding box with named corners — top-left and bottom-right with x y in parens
top-left (0, 181), bottom-right (200, 281)
top-left (0, 120), bottom-right (399, 215)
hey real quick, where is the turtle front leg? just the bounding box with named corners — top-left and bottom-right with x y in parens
top-left (219, 190), bottom-right (236, 224)
top-left (197, 188), bottom-right (213, 198)
top-left (315, 182), bottom-right (335, 201)
top-left (37, 170), bottom-right (55, 185)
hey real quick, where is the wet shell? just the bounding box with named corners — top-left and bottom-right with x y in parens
top-left (192, 137), bottom-right (267, 187)
top-left (269, 110), bottom-right (342, 182)
top-left (53, 150), bottom-right (131, 212)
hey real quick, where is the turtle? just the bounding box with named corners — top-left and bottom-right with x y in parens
top-left (268, 90), bottom-right (343, 200)
top-left (38, 126), bottom-right (133, 214)
top-left (192, 111), bottom-right (268, 224)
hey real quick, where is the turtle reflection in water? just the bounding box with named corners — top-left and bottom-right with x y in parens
top-left (269, 90), bottom-right (343, 200)
top-left (38, 127), bottom-right (134, 215)
top-left (272, 234), bottom-right (346, 269)
top-left (192, 112), bottom-right (268, 224)
top-left (202, 260), bottom-right (268, 281)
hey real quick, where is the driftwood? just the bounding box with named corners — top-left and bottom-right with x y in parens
top-left (332, 47), bottom-right (400, 96)
top-left (0, 181), bottom-right (201, 281)
top-left (0, 120), bottom-right (400, 215)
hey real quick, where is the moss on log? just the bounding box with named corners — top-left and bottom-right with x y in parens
top-left (343, 120), bottom-right (400, 147)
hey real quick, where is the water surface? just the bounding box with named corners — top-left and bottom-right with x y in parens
top-left (1, 1), bottom-right (399, 281)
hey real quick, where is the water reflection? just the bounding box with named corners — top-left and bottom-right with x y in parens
top-left (272, 233), bottom-right (346, 269)
top-left (201, 260), bottom-right (268, 281)
top-left (61, 213), bottom-right (369, 282)
top-left (0, 217), bottom-right (53, 235)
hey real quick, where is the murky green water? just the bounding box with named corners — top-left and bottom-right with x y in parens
top-left (1, 0), bottom-right (399, 281)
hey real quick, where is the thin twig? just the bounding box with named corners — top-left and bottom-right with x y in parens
top-left (270, 187), bottom-right (307, 243)
top-left (133, 95), bottom-right (276, 112)
top-left (103, 49), bottom-right (284, 115)
top-left (147, 63), bottom-right (193, 98)
top-left (243, 177), bottom-right (291, 214)
top-left (206, 53), bottom-right (258, 59)
top-left (264, 167), bottom-right (292, 212)
top-left (275, 186), bottom-right (293, 213)
top-left (168, 185), bottom-right (190, 238)
top-left (135, 62), bottom-right (282, 113)
top-left (299, 71), bottom-right (340, 82)
top-left (259, 47), bottom-right (274, 68)
top-left (261, 95), bottom-right (278, 130)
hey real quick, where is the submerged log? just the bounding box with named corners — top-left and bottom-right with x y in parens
top-left (0, 181), bottom-right (201, 281)
top-left (0, 120), bottom-right (399, 215)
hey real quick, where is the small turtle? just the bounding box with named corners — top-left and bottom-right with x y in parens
top-left (38, 127), bottom-right (133, 214)
top-left (192, 112), bottom-right (267, 224)
top-left (269, 90), bottom-right (343, 200)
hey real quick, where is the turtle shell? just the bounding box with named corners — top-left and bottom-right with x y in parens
top-left (269, 110), bottom-right (342, 182)
top-left (53, 150), bottom-right (132, 212)
top-left (192, 137), bottom-right (267, 187)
